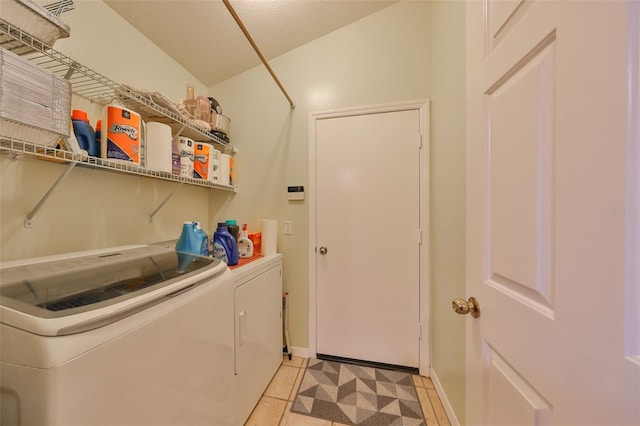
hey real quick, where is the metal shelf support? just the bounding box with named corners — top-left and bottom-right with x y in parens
top-left (149, 182), bottom-right (185, 223)
top-left (2, 136), bottom-right (237, 228)
top-left (223, 0), bottom-right (295, 109)
top-left (24, 162), bottom-right (76, 228)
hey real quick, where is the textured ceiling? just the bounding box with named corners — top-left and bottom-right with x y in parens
top-left (104, 0), bottom-right (398, 87)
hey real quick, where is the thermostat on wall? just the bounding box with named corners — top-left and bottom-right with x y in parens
top-left (287, 186), bottom-right (305, 201)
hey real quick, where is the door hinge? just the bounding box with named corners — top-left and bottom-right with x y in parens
top-left (418, 323), bottom-right (422, 340)
top-left (418, 229), bottom-right (422, 245)
top-left (418, 133), bottom-right (423, 149)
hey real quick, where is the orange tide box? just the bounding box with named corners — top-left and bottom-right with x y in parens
top-left (194, 143), bottom-right (219, 181)
top-left (102, 105), bottom-right (142, 164)
top-left (248, 232), bottom-right (261, 255)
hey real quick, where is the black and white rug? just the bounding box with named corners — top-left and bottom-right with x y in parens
top-left (291, 359), bottom-right (425, 426)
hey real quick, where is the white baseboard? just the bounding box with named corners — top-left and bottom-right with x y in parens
top-left (429, 367), bottom-right (461, 426)
top-left (290, 346), bottom-right (310, 359)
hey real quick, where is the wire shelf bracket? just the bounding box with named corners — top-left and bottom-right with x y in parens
top-left (24, 161), bottom-right (76, 228)
top-left (149, 182), bottom-right (185, 223)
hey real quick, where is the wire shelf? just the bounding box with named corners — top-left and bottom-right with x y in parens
top-left (1, 136), bottom-right (237, 192)
top-left (0, 19), bottom-right (237, 152)
top-left (1, 17), bottom-right (237, 226)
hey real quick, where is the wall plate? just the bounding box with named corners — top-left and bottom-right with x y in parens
top-left (287, 185), bottom-right (304, 200)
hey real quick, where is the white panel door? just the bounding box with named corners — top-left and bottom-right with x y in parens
top-left (316, 109), bottom-right (421, 368)
top-left (466, 1), bottom-right (640, 424)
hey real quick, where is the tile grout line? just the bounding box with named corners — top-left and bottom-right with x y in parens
top-left (424, 382), bottom-right (442, 426)
top-left (413, 379), bottom-right (431, 426)
top-left (265, 365), bottom-right (302, 405)
top-left (279, 363), bottom-right (304, 425)
top-left (423, 377), bottom-right (450, 426)
top-left (414, 375), bottom-right (441, 426)
top-left (245, 359), bottom-right (301, 426)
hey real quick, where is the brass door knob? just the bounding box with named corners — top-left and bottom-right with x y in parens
top-left (319, 247), bottom-right (328, 255)
top-left (452, 297), bottom-right (481, 318)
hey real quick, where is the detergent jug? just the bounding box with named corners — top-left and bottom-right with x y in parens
top-left (237, 224), bottom-right (254, 258)
top-left (175, 221), bottom-right (206, 272)
top-left (71, 109), bottom-right (98, 157)
top-left (213, 223), bottom-right (238, 266)
top-left (195, 222), bottom-right (209, 256)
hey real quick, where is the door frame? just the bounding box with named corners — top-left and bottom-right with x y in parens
top-left (308, 100), bottom-right (431, 375)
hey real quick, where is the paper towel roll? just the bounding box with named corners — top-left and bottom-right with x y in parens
top-left (178, 136), bottom-right (194, 178)
top-left (194, 142), bottom-right (215, 180)
top-left (261, 219), bottom-right (278, 256)
top-left (145, 122), bottom-right (172, 173)
top-left (220, 153), bottom-right (231, 186)
top-left (209, 148), bottom-right (221, 183)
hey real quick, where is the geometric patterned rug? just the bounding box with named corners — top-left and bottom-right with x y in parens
top-left (291, 359), bottom-right (425, 425)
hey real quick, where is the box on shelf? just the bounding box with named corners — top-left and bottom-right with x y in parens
top-left (1, 47), bottom-right (71, 147)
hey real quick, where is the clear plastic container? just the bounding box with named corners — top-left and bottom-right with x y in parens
top-left (184, 83), bottom-right (196, 117)
top-left (195, 96), bottom-right (211, 122)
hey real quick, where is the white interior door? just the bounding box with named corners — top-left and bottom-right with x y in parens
top-left (466, 1), bottom-right (640, 424)
top-left (314, 107), bottom-right (422, 369)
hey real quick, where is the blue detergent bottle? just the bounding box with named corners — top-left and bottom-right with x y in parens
top-left (175, 221), bottom-right (201, 272)
top-left (94, 119), bottom-right (102, 158)
top-left (71, 109), bottom-right (98, 157)
top-left (213, 222), bottom-right (238, 266)
top-left (195, 222), bottom-right (209, 256)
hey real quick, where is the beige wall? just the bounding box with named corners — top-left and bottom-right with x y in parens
top-left (209, 1), bottom-right (466, 422)
top-left (1, 0), bottom-right (466, 422)
top-left (208, 0), bottom-right (431, 358)
top-left (429, 1), bottom-right (467, 423)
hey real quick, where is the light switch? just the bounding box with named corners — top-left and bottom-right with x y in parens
top-left (284, 221), bottom-right (293, 235)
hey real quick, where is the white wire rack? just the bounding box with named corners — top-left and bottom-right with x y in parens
top-left (0, 136), bottom-right (235, 191)
top-left (1, 18), bottom-right (239, 227)
top-left (0, 19), bottom-right (236, 152)
top-left (43, 0), bottom-right (75, 17)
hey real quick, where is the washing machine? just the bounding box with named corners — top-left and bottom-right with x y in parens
top-left (0, 243), bottom-right (236, 426)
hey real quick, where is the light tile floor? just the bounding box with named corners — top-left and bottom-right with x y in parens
top-left (244, 356), bottom-right (451, 426)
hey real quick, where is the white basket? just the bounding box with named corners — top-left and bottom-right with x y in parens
top-left (1, 118), bottom-right (63, 147)
top-left (0, 0), bottom-right (70, 48)
top-left (1, 48), bottom-right (70, 147)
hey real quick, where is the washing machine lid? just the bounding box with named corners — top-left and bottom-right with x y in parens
top-left (0, 244), bottom-right (226, 336)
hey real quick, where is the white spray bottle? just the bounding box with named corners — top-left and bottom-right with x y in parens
top-left (238, 223), bottom-right (254, 258)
